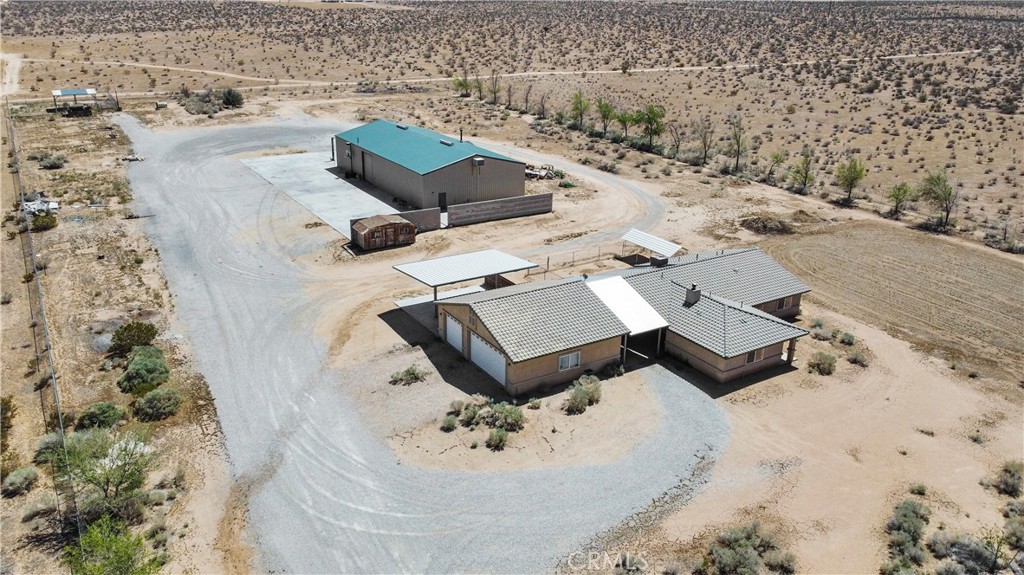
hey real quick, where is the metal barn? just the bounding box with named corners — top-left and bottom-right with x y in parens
top-left (334, 120), bottom-right (525, 210)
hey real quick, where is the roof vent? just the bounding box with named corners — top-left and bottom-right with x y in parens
top-left (396, 123), bottom-right (408, 130)
top-left (439, 139), bottom-right (454, 146)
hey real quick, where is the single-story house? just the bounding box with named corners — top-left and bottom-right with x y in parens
top-left (435, 247), bottom-right (809, 395)
top-left (334, 120), bottom-right (525, 210)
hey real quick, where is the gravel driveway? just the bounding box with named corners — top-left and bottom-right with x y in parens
top-left (116, 114), bottom-right (728, 574)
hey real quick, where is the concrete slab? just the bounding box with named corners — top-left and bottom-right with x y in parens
top-left (242, 152), bottom-right (397, 237)
top-left (395, 286), bottom-right (485, 335)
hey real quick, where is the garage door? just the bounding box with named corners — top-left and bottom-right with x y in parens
top-left (445, 314), bottom-right (463, 352)
top-left (470, 332), bottom-right (506, 385)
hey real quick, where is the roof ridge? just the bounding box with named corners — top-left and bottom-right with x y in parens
top-left (467, 277), bottom-right (582, 307)
top-left (702, 292), bottom-right (802, 328)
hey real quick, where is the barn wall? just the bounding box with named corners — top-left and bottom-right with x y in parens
top-left (422, 157), bottom-right (525, 208)
top-left (348, 145), bottom-right (426, 207)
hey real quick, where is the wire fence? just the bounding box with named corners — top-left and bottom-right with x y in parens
top-left (525, 240), bottom-right (645, 276)
top-left (5, 102), bottom-right (84, 544)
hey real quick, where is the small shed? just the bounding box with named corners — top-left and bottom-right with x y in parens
top-left (351, 214), bottom-right (416, 250)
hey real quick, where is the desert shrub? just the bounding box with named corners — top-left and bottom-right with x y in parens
top-left (762, 550), bottom-right (797, 574)
top-left (807, 352), bottom-right (836, 375)
top-left (886, 500), bottom-right (931, 542)
top-left (2, 466), bottom-right (39, 496)
top-left (710, 545), bottom-right (761, 574)
top-left (33, 433), bottom-right (61, 464)
top-left (879, 559), bottom-right (917, 575)
top-left (848, 350), bottom-right (870, 367)
top-left (77, 402), bottom-right (125, 429)
top-left (527, 398), bottom-right (541, 410)
top-left (888, 530), bottom-right (926, 565)
top-left (39, 154), bottom-right (67, 169)
top-left (558, 179), bottom-right (575, 188)
top-left (109, 321), bottom-right (158, 356)
top-left (928, 530), bottom-right (954, 558)
top-left (934, 561), bottom-right (966, 575)
top-left (883, 499), bottom-right (931, 569)
top-left (909, 484), bottom-right (927, 496)
top-left (1002, 501), bottom-right (1024, 518)
top-left (447, 400), bottom-right (465, 415)
top-left (565, 384), bottom-right (590, 415)
top-left (993, 460), bottom-right (1024, 497)
top-left (21, 494), bottom-right (57, 522)
top-left (1, 292), bottom-right (12, 304)
top-left (117, 346), bottom-right (169, 395)
top-left (460, 405), bottom-right (479, 427)
top-left (440, 415), bottom-right (457, 433)
top-left (840, 332), bottom-right (856, 345)
top-left (31, 213), bottom-right (57, 231)
top-left (389, 365), bottom-right (428, 386)
top-left (221, 87), bottom-right (244, 108)
top-left (485, 428), bottom-right (508, 451)
top-left (1005, 516), bottom-right (1024, 551)
top-left (810, 327), bottom-right (831, 341)
top-left (717, 522), bottom-right (779, 556)
top-left (810, 317), bottom-right (825, 329)
top-left (133, 388), bottom-right (182, 421)
top-left (486, 402), bottom-right (524, 431)
top-left (947, 534), bottom-right (997, 574)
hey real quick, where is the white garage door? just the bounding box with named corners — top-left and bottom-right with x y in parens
top-left (445, 314), bottom-right (463, 352)
top-left (470, 332), bottom-right (506, 385)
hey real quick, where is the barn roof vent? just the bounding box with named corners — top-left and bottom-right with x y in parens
top-left (439, 139), bottom-right (454, 146)
top-left (396, 123), bottom-right (408, 130)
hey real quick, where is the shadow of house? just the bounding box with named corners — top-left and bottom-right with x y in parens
top-left (659, 355), bottom-right (799, 400)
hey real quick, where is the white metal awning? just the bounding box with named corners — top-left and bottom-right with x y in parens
top-left (622, 228), bottom-right (681, 257)
top-left (585, 276), bottom-right (668, 335)
top-left (394, 249), bottom-right (538, 288)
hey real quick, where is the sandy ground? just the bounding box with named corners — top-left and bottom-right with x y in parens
top-left (635, 304), bottom-right (1022, 573)
top-left (389, 370), bottom-right (661, 472)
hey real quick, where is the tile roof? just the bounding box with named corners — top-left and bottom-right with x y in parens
top-left (443, 280), bottom-right (629, 363)
top-left (667, 289), bottom-right (808, 358)
top-left (617, 247), bottom-right (809, 306)
top-left (336, 120), bottom-right (523, 175)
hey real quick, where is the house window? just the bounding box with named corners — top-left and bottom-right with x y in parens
top-left (775, 296), bottom-right (793, 311)
top-left (558, 351), bottom-right (581, 372)
top-left (746, 348), bottom-right (765, 364)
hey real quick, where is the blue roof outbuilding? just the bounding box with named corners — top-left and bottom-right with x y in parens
top-left (336, 120), bottom-right (522, 175)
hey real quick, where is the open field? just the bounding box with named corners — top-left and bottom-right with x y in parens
top-left (2, 1), bottom-right (1023, 573)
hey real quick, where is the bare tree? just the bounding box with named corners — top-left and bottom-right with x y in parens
top-left (522, 84), bottom-right (533, 113)
top-left (505, 83), bottom-right (515, 109)
top-left (472, 73), bottom-right (484, 100)
top-left (666, 121), bottom-right (685, 159)
top-left (487, 69), bottom-right (501, 105)
top-left (726, 115), bottom-right (748, 173)
top-left (537, 91), bottom-right (550, 119)
top-left (691, 115), bottom-right (715, 166)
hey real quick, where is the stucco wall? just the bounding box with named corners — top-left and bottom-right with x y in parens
top-left (755, 293), bottom-right (803, 319)
top-left (665, 332), bottom-right (786, 383)
top-left (505, 337), bottom-right (621, 397)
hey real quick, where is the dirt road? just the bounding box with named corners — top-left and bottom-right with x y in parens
top-left (115, 113), bottom-right (728, 573)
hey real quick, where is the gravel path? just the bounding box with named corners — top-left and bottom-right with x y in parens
top-left (116, 114), bottom-right (729, 574)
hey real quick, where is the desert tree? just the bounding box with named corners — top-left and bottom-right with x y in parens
top-left (451, 76), bottom-right (470, 97)
top-left (537, 91), bottom-right (550, 119)
top-left (886, 182), bottom-right (916, 220)
top-left (835, 156), bottom-right (867, 205)
top-left (789, 149), bottom-right (816, 195)
top-left (726, 115), bottom-right (748, 173)
top-left (472, 74), bottom-right (484, 100)
top-left (637, 104), bottom-right (666, 149)
top-left (765, 150), bottom-right (787, 184)
top-left (522, 84), bottom-right (533, 113)
top-left (570, 89), bottom-right (590, 130)
top-left (616, 109), bottom-right (636, 139)
top-left (620, 59), bottom-right (632, 75)
top-left (49, 429), bottom-right (156, 510)
top-left (487, 70), bottom-right (501, 105)
top-left (221, 88), bottom-right (244, 108)
top-left (504, 82), bottom-right (515, 109)
top-left (64, 515), bottom-right (161, 575)
top-left (918, 170), bottom-right (960, 229)
top-left (596, 97), bottom-right (615, 135)
top-left (691, 115), bottom-right (715, 166)
top-left (666, 121), bottom-right (685, 159)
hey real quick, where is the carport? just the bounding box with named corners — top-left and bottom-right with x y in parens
top-left (393, 249), bottom-right (538, 302)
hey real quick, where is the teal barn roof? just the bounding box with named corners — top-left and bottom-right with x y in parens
top-left (336, 120), bottom-right (523, 175)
